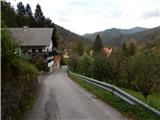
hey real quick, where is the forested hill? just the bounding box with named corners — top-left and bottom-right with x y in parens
top-left (84, 27), bottom-right (160, 46)
top-left (83, 27), bottom-right (146, 42)
top-left (56, 24), bottom-right (91, 45)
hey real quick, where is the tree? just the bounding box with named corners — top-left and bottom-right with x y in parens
top-left (44, 18), bottom-right (54, 27)
top-left (1, 29), bottom-right (20, 66)
top-left (131, 50), bottom-right (160, 100)
top-left (17, 2), bottom-right (26, 15)
top-left (92, 54), bottom-right (108, 81)
top-left (122, 41), bottom-right (136, 57)
top-left (128, 41), bottom-right (136, 57)
top-left (52, 25), bottom-right (60, 49)
top-left (73, 40), bottom-right (85, 56)
top-left (1, 1), bottom-right (17, 27)
top-left (68, 54), bottom-right (80, 72)
top-left (93, 34), bottom-right (103, 54)
top-left (26, 4), bottom-right (33, 16)
top-left (122, 42), bottom-right (128, 57)
top-left (17, 2), bottom-right (29, 26)
top-left (79, 55), bottom-right (93, 77)
top-left (25, 3), bottom-right (35, 27)
top-left (107, 49), bottom-right (125, 84)
top-left (34, 4), bottom-right (45, 27)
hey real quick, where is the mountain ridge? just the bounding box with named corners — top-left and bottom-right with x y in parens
top-left (84, 27), bottom-right (147, 36)
top-left (83, 26), bottom-right (160, 46)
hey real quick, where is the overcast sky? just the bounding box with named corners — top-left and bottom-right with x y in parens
top-left (8, 0), bottom-right (160, 35)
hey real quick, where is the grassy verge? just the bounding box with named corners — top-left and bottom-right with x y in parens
top-left (121, 88), bottom-right (160, 110)
top-left (68, 73), bottom-right (160, 120)
top-left (15, 91), bottom-right (38, 120)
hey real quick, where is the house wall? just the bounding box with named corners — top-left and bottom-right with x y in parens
top-left (53, 55), bottom-right (62, 68)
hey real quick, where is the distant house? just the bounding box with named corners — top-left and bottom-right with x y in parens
top-left (63, 49), bottom-right (69, 59)
top-left (90, 50), bottom-right (94, 56)
top-left (102, 48), bottom-right (112, 56)
top-left (9, 27), bottom-right (62, 71)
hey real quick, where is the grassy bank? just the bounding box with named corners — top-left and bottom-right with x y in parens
top-left (121, 88), bottom-right (160, 110)
top-left (20, 91), bottom-right (38, 120)
top-left (68, 73), bottom-right (160, 120)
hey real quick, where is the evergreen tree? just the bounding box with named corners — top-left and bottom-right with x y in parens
top-left (17, 2), bottom-right (28, 26)
top-left (128, 42), bottom-right (136, 56)
top-left (1, 1), bottom-right (17, 27)
top-left (25, 3), bottom-right (35, 27)
top-left (26, 4), bottom-right (33, 16)
top-left (122, 42), bottom-right (128, 57)
top-left (17, 2), bottom-right (26, 15)
top-left (52, 24), bottom-right (60, 49)
top-left (34, 4), bottom-right (45, 27)
top-left (93, 34), bottom-right (103, 54)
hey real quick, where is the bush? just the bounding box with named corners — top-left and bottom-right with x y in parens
top-left (31, 53), bottom-right (49, 72)
top-left (68, 54), bottom-right (80, 72)
top-left (1, 29), bottom-right (38, 120)
top-left (60, 58), bottom-right (68, 65)
top-left (78, 55), bottom-right (93, 77)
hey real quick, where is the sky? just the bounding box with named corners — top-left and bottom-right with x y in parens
top-left (8, 0), bottom-right (160, 35)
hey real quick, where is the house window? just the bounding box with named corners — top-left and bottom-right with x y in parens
top-left (35, 49), bottom-right (39, 52)
top-left (28, 49), bottom-right (32, 53)
top-left (39, 49), bottom-right (42, 52)
top-left (32, 49), bottom-right (35, 53)
top-left (47, 59), bottom-right (52, 63)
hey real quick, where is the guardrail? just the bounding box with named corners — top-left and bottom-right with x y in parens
top-left (69, 71), bottom-right (160, 116)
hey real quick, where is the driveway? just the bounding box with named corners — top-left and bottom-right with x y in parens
top-left (26, 67), bottom-right (127, 120)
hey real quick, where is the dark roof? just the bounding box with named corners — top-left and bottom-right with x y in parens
top-left (9, 28), bottom-right (53, 46)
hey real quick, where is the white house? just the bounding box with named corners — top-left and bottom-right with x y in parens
top-left (9, 27), bottom-right (62, 72)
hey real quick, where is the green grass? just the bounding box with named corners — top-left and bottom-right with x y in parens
top-left (69, 73), bottom-right (160, 120)
top-left (121, 88), bottom-right (160, 110)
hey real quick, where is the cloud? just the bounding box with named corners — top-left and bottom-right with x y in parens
top-left (140, 8), bottom-right (160, 19)
top-left (57, 17), bottom-right (69, 22)
top-left (7, 0), bottom-right (160, 35)
top-left (69, 1), bottom-right (89, 5)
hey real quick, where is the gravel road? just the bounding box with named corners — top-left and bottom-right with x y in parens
top-left (26, 67), bottom-right (127, 120)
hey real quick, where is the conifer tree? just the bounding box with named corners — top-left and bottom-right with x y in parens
top-left (93, 34), bottom-right (103, 54)
top-left (34, 4), bottom-right (45, 27)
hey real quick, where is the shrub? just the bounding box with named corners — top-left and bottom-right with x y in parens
top-left (60, 58), bottom-right (68, 65)
top-left (78, 55), bottom-right (93, 77)
top-left (31, 53), bottom-right (49, 72)
top-left (1, 29), bottom-right (38, 120)
top-left (68, 54), bottom-right (80, 72)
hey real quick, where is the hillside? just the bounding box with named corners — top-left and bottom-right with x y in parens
top-left (83, 27), bottom-right (160, 46)
top-left (83, 27), bottom-right (146, 41)
top-left (56, 24), bottom-right (91, 48)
